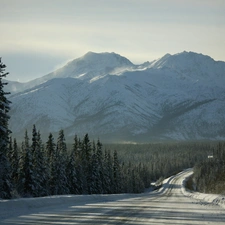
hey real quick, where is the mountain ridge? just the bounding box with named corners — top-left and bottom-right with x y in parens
top-left (7, 51), bottom-right (225, 142)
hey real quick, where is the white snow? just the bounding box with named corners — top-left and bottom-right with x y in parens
top-left (0, 193), bottom-right (132, 221)
top-left (181, 170), bottom-right (225, 209)
top-left (7, 51), bottom-right (225, 141)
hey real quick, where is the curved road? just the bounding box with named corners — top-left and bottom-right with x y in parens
top-left (2, 169), bottom-right (225, 224)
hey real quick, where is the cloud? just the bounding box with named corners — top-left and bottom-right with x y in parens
top-left (1, 15), bottom-right (225, 64)
top-left (1, 0), bottom-right (225, 81)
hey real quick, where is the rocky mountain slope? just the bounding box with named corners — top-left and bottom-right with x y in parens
top-left (8, 51), bottom-right (225, 142)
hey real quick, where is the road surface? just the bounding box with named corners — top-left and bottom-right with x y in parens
top-left (1, 169), bottom-right (225, 224)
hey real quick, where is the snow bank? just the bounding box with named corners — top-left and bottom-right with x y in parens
top-left (181, 172), bottom-right (225, 209)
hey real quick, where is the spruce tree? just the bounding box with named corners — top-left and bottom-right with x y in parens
top-left (7, 137), bottom-right (19, 191)
top-left (12, 139), bottom-right (19, 184)
top-left (72, 134), bottom-right (83, 194)
top-left (45, 133), bottom-right (55, 194)
top-left (94, 139), bottom-right (104, 194)
top-left (113, 150), bottom-right (122, 193)
top-left (38, 131), bottom-right (48, 196)
top-left (90, 140), bottom-right (98, 194)
top-left (0, 58), bottom-right (12, 199)
top-left (72, 135), bottom-right (80, 158)
top-left (7, 136), bottom-right (13, 160)
top-left (103, 150), bottom-right (113, 193)
top-left (56, 130), bottom-right (69, 194)
top-left (31, 125), bottom-right (39, 196)
top-left (81, 134), bottom-right (92, 193)
top-left (66, 146), bottom-right (78, 194)
top-left (47, 133), bottom-right (58, 195)
top-left (18, 131), bottom-right (34, 196)
top-left (46, 133), bottom-right (55, 163)
top-left (31, 127), bottom-right (47, 196)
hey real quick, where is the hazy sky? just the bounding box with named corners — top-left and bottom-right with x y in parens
top-left (1, 0), bottom-right (225, 82)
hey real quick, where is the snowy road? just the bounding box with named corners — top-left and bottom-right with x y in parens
top-left (1, 169), bottom-right (225, 224)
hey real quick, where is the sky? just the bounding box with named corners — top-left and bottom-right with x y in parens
top-left (1, 0), bottom-right (225, 82)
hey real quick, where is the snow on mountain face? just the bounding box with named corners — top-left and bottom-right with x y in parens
top-left (149, 51), bottom-right (225, 85)
top-left (5, 52), bottom-right (134, 94)
top-left (25, 52), bottom-right (134, 87)
top-left (3, 80), bottom-right (26, 94)
top-left (48, 51), bottom-right (134, 79)
top-left (8, 51), bottom-right (225, 142)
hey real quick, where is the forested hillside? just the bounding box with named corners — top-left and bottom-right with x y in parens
top-left (191, 143), bottom-right (225, 194)
top-left (106, 142), bottom-right (212, 181)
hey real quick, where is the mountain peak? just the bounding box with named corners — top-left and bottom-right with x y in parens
top-left (83, 51), bottom-right (117, 57)
top-left (12, 51), bottom-right (225, 94)
top-left (38, 51), bottom-right (134, 82)
top-left (8, 51), bottom-right (225, 142)
top-left (150, 51), bottom-right (223, 73)
top-left (80, 51), bottom-right (134, 66)
top-left (173, 51), bottom-right (216, 62)
top-left (81, 51), bottom-right (106, 59)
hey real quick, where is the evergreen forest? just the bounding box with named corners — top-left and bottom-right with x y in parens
top-left (4, 127), bottom-right (219, 198)
top-left (191, 143), bottom-right (225, 194)
top-left (1, 58), bottom-right (225, 199)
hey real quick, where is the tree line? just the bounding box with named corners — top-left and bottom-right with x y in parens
top-left (191, 142), bottom-right (225, 194)
top-left (106, 142), bottom-right (211, 184)
top-left (6, 127), bottom-right (150, 198)
top-left (5, 129), bottom-right (214, 198)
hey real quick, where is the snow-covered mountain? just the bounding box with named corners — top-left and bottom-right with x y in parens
top-left (3, 80), bottom-right (27, 94)
top-left (8, 51), bottom-right (225, 142)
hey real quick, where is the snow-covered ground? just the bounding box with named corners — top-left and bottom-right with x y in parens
top-left (181, 170), bottom-right (225, 209)
top-left (1, 169), bottom-right (224, 224)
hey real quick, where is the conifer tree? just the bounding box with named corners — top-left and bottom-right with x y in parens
top-left (81, 134), bottom-right (92, 193)
top-left (45, 133), bottom-right (55, 194)
top-left (90, 140), bottom-right (98, 194)
top-left (72, 134), bottom-right (83, 194)
top-left (72, 135), bottom-right (80, 158)
top-left (12, 138), bottom-right (19, 185)
top-left (94, 139), bottom-right (104, 194)
top-left (47, 133), bottom-right (58, 195)
top-left (56, 130), bottom-right (69, 194)
top-left (82, 134), bottom-right (92, 163)
top-left (113, 150), bottom-right (122, 193)
top-left (103, 150), bottom-right (113, 193)
top-left (66, 145), bottom-right (78, 194)
top-left (38, 131), bottom-right (48, 196)
top-left (32, 127), bottom-right (47, 196)
top-left (31, 125), bottom-right (40, 196)
top-left (46, 133), bottom-right (55, 164)
top-left (0, 58), bottom-right (12, 199)
top-left (18, 131), bottom-right (34, 196)
top-left (8, 137), bottom-right (19, 189)
top-left (7, 136), bottom-right (13, 160)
